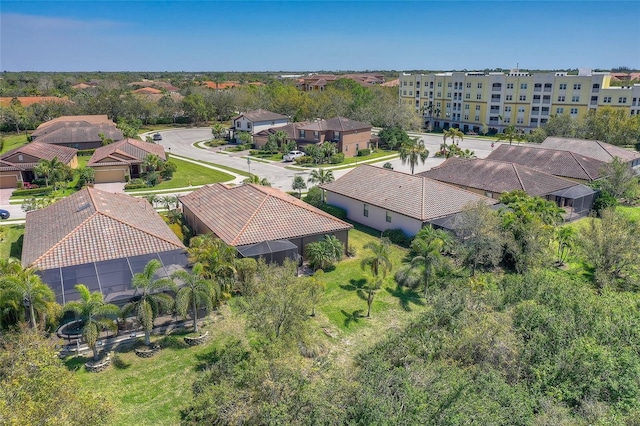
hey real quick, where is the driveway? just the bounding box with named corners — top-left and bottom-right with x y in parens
top-left (93, 182), bottom-right (126, 193)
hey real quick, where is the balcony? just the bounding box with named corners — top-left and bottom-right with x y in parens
top-left (534, 87), bottom-right (542, 92)
top-left (590, 100), bottom-right (598, 105)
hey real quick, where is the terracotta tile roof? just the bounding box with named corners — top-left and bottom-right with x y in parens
top-left (0, 96), bottom-right (71, 107)
top-left (486, 144), bottom-right (604, 181)
top-left (232, 109), bottom-right (289, 122)
top-left (132, 87), bottom-right (162, 95)
top-left (419, 158), bottom-right (576, 197)
top-left (321, 165), bottom-right (497, 221)
top-left (381, 79), bottom-right (400, 87)
top-left (88, 138), bottom-right (166, 166)
top-left (0, 141), bottom-right (77, 170)
top-left (541, 137), bottom-right (640, 163)
top-left (179, 184), bottom-right (352, 246)
top-left (22, 187), bottom-right (185, 270)
top-left (298, 117), bottom-right (371, 132)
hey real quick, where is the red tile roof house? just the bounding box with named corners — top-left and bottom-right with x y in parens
top-left (231, 109), bottom-right (290, 142)
top-left (541, 137), bottom-right (640, 168)
top-left (22, 187), bottom-right (188, 305)
top-left (31, 115), bottom-right (124, 150)
top-left (419, 158), bottom-right (597, 219)
top-left (320, 165), bottom-right (498, 236)
top-left (179, 183), bottom-right (352, 260)
top-left (486, 144), bottom-right (605, 183)
top-left (0, 141), bottom-right (78, 188)
top-left (295, 117), bottom-right (374, 158)
top-left (88, 138), bottom-right (167, 183)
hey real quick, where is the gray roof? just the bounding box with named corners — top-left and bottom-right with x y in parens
top-left (0, 141), bottom-right (77, 171)
top-left (232, 109), bottom-right (289, 122)
top-left (32, 123), bottom-right (123, 146)
top-left (298, 117), bottom-right (371, 132)
top-left (419, 157), bottom-right (576, 197)
top-left (89, 138), bottom-right (166, 166)
top-left (320, 164), bottom-right (497, 221)
top-left (486, 144), bottom-right (604, 181)
top-left (541, 137), bottom-right (640, 163)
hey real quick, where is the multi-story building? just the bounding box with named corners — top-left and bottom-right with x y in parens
top-left (399, 69), bottom-right (640, 133)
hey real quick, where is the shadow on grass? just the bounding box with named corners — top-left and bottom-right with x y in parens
top-left (158, 333), bottom-right (190, 350)
top-left (341, 309), bottom-right (364, 328)
top-left (112, 353), bottom-right (132, 369)
top-left (339, 278), bottom-right (367, 292)
top-left (63, 355), bottom-right (88, 371)
top-left (10, 233), bottom-right (23, 259)
top-left (386, 284), bottom-right (425, 312)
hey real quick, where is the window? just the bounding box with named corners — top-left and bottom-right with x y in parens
top-left (363, 204), bottom-right (369, 217)
top-left (465, 104), bottom-right (470, 110)
top-left (485, 191), bottom-right (493, 198)
top-left (517, 117), bottom-right (524, 124)
top-left (465, 93), bottom-right (470, 99)
top-left (505, 106), bottom-right (512, 112)
top-left (534, 83), bottom-right (542, 89)
top-left (476, 94), bottom-right (482, 100)
top-left (572, 96), bottom-right (580, 102)
top-left (446, 102), bottom-right (451, 108)
top-left (520, 83), bottom-right (528, 89)
top-left (491, 94), bottom-right (501, 100)
top-left (573, 83), bottom-right (581, 90)
top-left (603, 96), bottom-right (611, 103)
top-left (403, 91), bottom-right (406, 96)
top-left (299, 130), bottom-right (305, 138)
top-left (519, 95), bottom-right (527, 101)
top-left (409, 91), bottom-right (413, 96)
top-left (475, 115), bottom-right (480, 121)
top-left (556, 107), bottom-right (564, 114)
top-left (464, 114), bottom-right (469, 120)
top-left (558, 95), bottom-right (565, 102)
top-left (416, 81), bottom-right (420, 88)
top-left (438, 82), bottom-right (442, 87)
top-left (236, 121), bottom-right (242, 128)
top-left (507, 83), bottom-right (514, 89)
top-left (447, 92), bottom-right (451, 98)
top-left (409, 81), bottom-right (413, 86)
top-left (504, 117), bottom-right (511, 123)
top-left (570, 108), bottom-right (578, 115)
top-left (531, 118), bottom-right (538, 124)
top-left (437, 92), bottom-right (441, 97)
top-left (466, 82), bottom-right (471, 88)
top-left (475, 105), bottom-right (481, 111)
top-left (403, 81), bottom-right (407, 86)
top-left (334, 131), bottom-right (340, 141)
top-left (386, 211), bottom-right (392, 223)
top-left (518, 107), bottom-right (525, 113)
top-left (247, 123), bottom-right (252, 129)
top-left (477, 83), bottom-right (483, 89)
top-left (314, 131), bottom-right (319, 139)
top-left (619, 97), bottom-right (627, 103)
top-left (532, 106), bottom-right (540, 113)
top-left (505, 94), bottom-right (513, 101)
top-left (436, 102), bottom-right (441, 107)
top-left (448, 82), bottom-right (452, 87)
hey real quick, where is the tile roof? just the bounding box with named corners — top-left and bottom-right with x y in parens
top-left (0, 97), bottom-right (71, 107)
top-left (541, 137), bottom-right (640, 163)
top-left (486, 144), bottom-right (604, 181)
top-left (22, 187), bottom-right (185, 269)
top-left (31, 123), bottom-right (124, 146)
top-left (88, 138), bottom-right (166, 166)
top-left (254, 122), bottom-right (311, 139)
top-left (132, 87), bottom-right (162, 95)
top-left (179, 183), bottom-right (352, 246)
top-left (0, 141), bottom-right (77, 170)
top-left (232, 109), bottom-right (289, 122)
top-left (320, 164), bottom-right (497, 221)
top-left (33, 115), bottom-right (114, 133)
top-left (298, 117), bottom-right (371, 132)
top-left (419, 158), bottom-right (576, 197)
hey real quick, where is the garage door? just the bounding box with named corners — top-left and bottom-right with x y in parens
top-left (0, 174), bottom-right (18, 189)
top-left (94, 169), bottom-right (125, 183)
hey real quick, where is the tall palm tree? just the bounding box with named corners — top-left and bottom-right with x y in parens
top-left (121, 259), bottom-right (176, 346)
top-left (274, 130), bottom-right (289, 149)
top-left (211, 123), bottom-right (227, 139)
top-left (63, 285), bottom-right (119, 360)
top-left (308, 169), bottom-right (335, 202)
top-left (187, 234), bottom-right (237, 296)
top-left (410, 237), bottom-right (445, 298)
top-left (243, 175), bottom-right (271, 186)
top-left (497, 125), bottom-right (523, 145)
top-left (33, 156), bottom-right (67, 188)
top-left (360, 238), bottom-right (393, 318)
top-left (399, 137), bottom-right (429, 175)
top-left (0, 265), bottom-right (56, 329)
top-left (172, 263), bottom-right (217, 333)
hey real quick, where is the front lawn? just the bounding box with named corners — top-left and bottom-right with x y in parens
top-left (0, 224), bottom-right (24, 260)
top-left (296, 149), bottom-right (397, 168)
top-left (126, 157), bottom-right (234, 192)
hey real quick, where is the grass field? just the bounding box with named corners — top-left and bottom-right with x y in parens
top-left (0, 224), bottom-right (24, 260)
top-left (0, 133), bottom-right (28, 154)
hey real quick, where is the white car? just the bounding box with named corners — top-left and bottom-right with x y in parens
top-left (283, 150), bottom-right (305, 162)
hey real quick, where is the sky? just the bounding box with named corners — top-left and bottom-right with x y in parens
top-left (1, 1), bottom-right (639, 72)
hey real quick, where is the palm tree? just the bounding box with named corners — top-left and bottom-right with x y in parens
top-left (410, 237), bottom-right (445, 298)
top-left (556, 226), bottom-right (576, 264)
top-left (187, 234), bottom-right (237, 295)
top-left (0, 265), bottom-right (56, 329)
top-left (399, 137), bottom-right (429, 175)
top-left (497, 125), bottom-right (524, 145)
top-left (243, 175), bottom-right (271, 186)
top-left (121, 259), bottom-right (176, 346)
top-left (360, 238), bottom-right (393, 317)
top-left (172, 263), bottom-right (217, 333)
top-left (63, 285), bottom-right (119, 360)
top-left (33, 156), bottom-right (67, 188)
top-left (292, 175), bottom-right (307, 198)
top-left (308, 169), bottom-right (335, 202)
top-left (211, 123), bottom-right (227, 139)
top-left (306, 235), bottom-right (344, 271)
top-left (274, 130), bottom-right (289, 150)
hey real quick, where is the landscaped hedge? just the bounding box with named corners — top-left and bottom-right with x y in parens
top-left (357, 148), bottom-right (371, 157)
top-left (124, 182), bottom-right (149, 190)
top-left (317, 203), bottom-right (347, 220)
top-left (12, 186), bottom-right (54, 197)
top-left (329, 153), bottom-right (345, 164)
top-left (381, 228), bottom-right (412, 247)
top-left (77, 149), bottom-right (96, 156)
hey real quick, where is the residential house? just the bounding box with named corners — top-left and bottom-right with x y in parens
top-left (179, 183), bottom-right (352, 259)
top-left (88, 138), bottom-right (167, 183)
top-left (320, 165), bottom-right (498, 236)
top-left (31, 115), bottom-right (123, 150)
top-left (541, 137), bottom-right (640, 167)
top-left (296, 117), bottom-right (373, 158)
top-left (22, 187), bottom-right (187, 305)
top-left (231, 109), bottom-right (289, 141)
top-left (419, 157), bottom-right (596, 219)
top-left (253, 122), bottom-right (310, 149)
top-left (0, 141), bottom-right (77, 188)
top-left (486, 144), bottom-right (605, 183)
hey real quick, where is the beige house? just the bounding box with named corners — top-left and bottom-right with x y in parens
top-left (88, 138), bottom-right (166, 183)
top-left (0, 142), bottom-right (78, 188)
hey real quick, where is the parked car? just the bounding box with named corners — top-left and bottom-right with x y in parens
top-left (0, 209), bottom-right (10, 220)
top-left (153, 133), bottom-right (162, 141)
top-left (283, 150), bottom-right (305, 162)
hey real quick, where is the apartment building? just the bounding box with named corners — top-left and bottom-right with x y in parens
top-left (399, 69), bottom-right (640, 134)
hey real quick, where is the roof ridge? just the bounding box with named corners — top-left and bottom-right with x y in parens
top-left (512, 163), bottom-right (526, 191)
top-left (569, 151), bottom-right (594, 180)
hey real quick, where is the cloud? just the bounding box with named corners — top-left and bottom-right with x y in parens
top-left (1, 12), bottom-right (125, 32)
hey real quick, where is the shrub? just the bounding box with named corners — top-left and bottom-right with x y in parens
top-left (382, 228), bottom-right (411, 247)
top-left (124, 178), bottom-right (148, 190)
top-left (329, 153), bottom-right (345, 164)
top-left (304, 186), bottom-right (323, 207)
top-left (357, 148), bottom-right (371, 157)
top-left (317, 203), bottom-right (347, 220)
top-left (12, 186), bottom-right (54, 197)
top-left (168, 223), bottom-right (184, 241)
top-left (294, 155), bottom-right (314, 164)
top-left (76, 149), bottom-right (96, 156)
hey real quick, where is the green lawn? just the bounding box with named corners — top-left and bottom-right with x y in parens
top-left (616, 205), bottom-right (640, 222)
top-left (126, 157), bottom-right (235, 192)
top-left (0, 224), bottom-right (24, 260)
top-left (0, 133), bottom-right (28, 154)
top-left (296, 150), bottom-right (398, 168)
